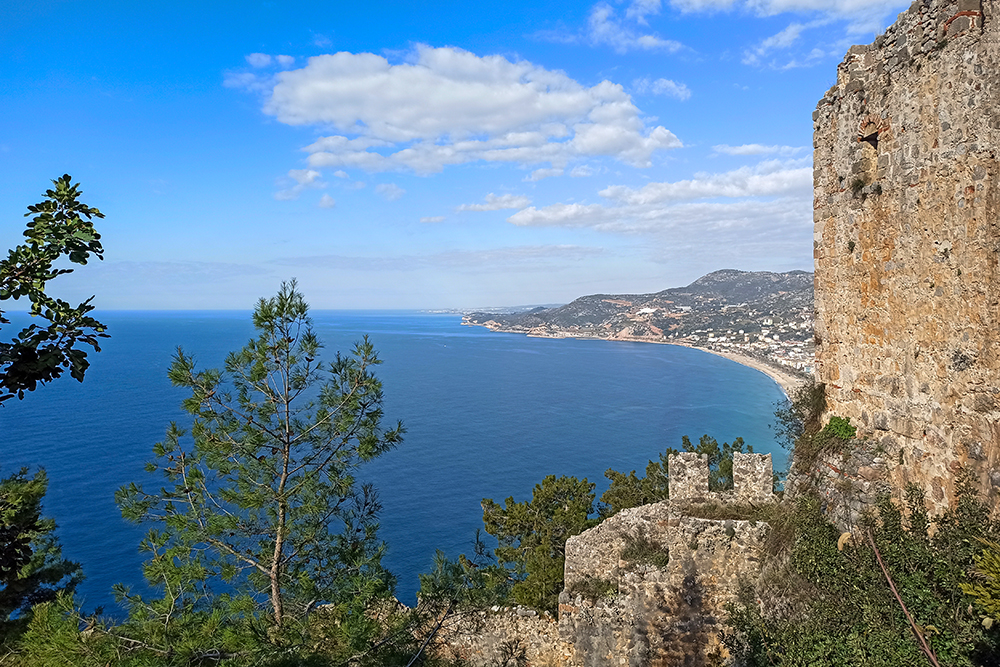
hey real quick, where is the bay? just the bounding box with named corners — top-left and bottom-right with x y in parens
top-left (0, 311), bottom-right (786, 610)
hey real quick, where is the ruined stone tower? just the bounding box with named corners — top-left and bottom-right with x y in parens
top-left (813, 0), bottom-right (999, 510)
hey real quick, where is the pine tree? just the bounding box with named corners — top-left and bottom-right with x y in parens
top-left (115, 281), bottom-right (405, 661)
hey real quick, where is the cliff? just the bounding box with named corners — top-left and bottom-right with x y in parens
top-left (812, 0), bottom-right (1000, 512)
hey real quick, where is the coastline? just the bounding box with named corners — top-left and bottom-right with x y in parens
top-left (464, 321), bottom-right (807, 398)
top-left (684, 346), bottom-right (804, 398)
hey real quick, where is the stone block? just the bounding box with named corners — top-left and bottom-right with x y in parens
top-left (669, 452), bottom-right (709, 500)
top-left (733, 452), bottom-right (774, 503)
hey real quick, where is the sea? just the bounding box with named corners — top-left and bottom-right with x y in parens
top-left (0, 310), bottom-right (787, 612)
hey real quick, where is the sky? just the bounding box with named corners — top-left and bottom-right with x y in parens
top-left (1, 0), bottom-right (913, 309)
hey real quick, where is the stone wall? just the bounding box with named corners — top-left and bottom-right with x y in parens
top-left (557, 453), bottom-right (774, 667)
top-left (431, 606), bottom-right (570, 666)
top-left (813, 0), bottom-right (1000, 512)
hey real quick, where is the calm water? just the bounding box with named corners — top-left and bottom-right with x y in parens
top-left (0, 311), bottom-right (785, 610)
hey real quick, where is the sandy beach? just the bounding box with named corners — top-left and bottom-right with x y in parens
top-left (688, 347), bottom-right (805, 397)
top-left (468, 321), bottom-right (810, 397)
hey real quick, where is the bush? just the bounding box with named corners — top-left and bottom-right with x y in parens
top-left (724, 484), bottom-right (1000, 666)
top-left (565, 576), bottom-right (616, 601)
top-left (621, 534), bottom-right (670, 569)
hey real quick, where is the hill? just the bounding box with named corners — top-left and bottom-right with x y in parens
top-left (463, 269), bottom-right (815, 374)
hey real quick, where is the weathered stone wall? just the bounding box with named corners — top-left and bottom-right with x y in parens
top-left (813, 0), bottom-right (1000, 512)
top-left (431, 606), bottom-right (570, 666)
top-left (557, 453), bottom-right (773, 667)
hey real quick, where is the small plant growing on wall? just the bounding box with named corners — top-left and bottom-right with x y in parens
top-left (847, 240), bottom-right (856, 253)
top-left (850, 177), bottom-right (866, 197)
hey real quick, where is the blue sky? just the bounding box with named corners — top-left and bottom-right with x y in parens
top-left (2, 0), bottom-right (911, 309)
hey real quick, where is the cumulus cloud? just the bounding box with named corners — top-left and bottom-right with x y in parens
top-left (246, 53), bottom-right (272, 68)
top-left (318, 194), bottom-right (336, 208)
top-left (456, 193), bottom-right (532, 212)
top-left (276, 55), bottom-right (295, 66)
top-left (633, 77), bottom-right (691, 100)
top-left (587, 2), bottom-right (684, 53)
top-left (274, 169), bottom-right (326, 200)
top-left (599, 159), bottom-right (811, 204)
top-left (712, 143), bottom-right (806, 156)
top-left (375, 183), bottom-right (405, 200)
top-left (251, 45), bottom-right (680, 175)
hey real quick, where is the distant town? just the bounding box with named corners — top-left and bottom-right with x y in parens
top-left (462, 269), bottom-right (815, 378)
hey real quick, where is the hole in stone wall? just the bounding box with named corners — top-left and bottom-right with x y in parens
top-left (860, 132), bottom-right (879, 150)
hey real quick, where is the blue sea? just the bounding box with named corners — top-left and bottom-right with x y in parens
top-left (0, 311), bottom-right (786, 611)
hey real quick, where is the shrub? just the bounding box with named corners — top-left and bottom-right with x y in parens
top-left (724, 485), bottom-right (1000, 666)
top-left (566, 576), bottom-right (617, 601)
top-left (621, 534), bottom-right (670, 569)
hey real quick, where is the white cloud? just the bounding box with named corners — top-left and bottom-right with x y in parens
top-left (420, 216), bottom-right (446, 223)
top-left (255, 45), bottom-right (680, 175)
top-left (509, 203), bottom-right (615, 228)
top-left (246, 53), bottom-right (272, 68)
top-left (669, 0), bottom-right (907, 34)
top-left (570, 165), bottom-right (596, 177)
top-left (318, 194), bottom-right (336, 208)
top-left (456, 193), bottom-right (532, 212)
top-left (525, 168), bottom-right (564, 182)
top-left (375, 183), bottom-right (405, 200)
top-left (333, 170), bottom-right (349, 178)
top-left (633, 77), bottom-right (691, 100)
top-left (712, 143), bottom-right (806, 156)
top-left (600, 159), bottom-right (811, 204)
top-left (626, 0), bottom-right (663, 24)
top-left (508, 159), bottom-right (812, 246)
top-left (276, 55), bottom-right (295, 66)
top-left (587, 3), bottom-right (683, 53)
top-left (274, 168), bottom-right (326, 200)
top-left (743, 22), bottom-right (806, 65)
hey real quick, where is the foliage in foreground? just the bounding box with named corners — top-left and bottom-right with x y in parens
top-left (725, 483), bottom-right (1000, 667)
top-left (482, 475), bottom-right (598, 615)
top-left (1, 175), bottom-right (107, 404)
top-left (0, 469), bottom-right (82, 644)
top-left (12, 283), bottom-right (437, 666)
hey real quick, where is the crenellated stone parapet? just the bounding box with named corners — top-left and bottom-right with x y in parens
top-left (558, 452), bottom-right (776, 666)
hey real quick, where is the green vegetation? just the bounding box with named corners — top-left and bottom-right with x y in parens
top-left (9, 284), bottom-right (466, 666)
top-left (1, 175), bottom-right (107, 404)
top-left (620, 534), bottom-right (669, 569)
top-left (0, 469), bottom-right (82, 643)
top-left (565, 576), bottom-right (616, 601)
top-left (773, 380), bottom-right (859, 473)
top-left (725, 484), bottom-right (1000, 666)
top-left (850, 177), bottom-right (867, 197)
top-left (0, 177), bottom-right (102, 652)
top-left (482, 475), bottom-right (598, 615)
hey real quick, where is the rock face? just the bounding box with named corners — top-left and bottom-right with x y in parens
top-left (813, 0), bottom-right (1000, 512)
top-left (557, 452), bottom-right (774, 667)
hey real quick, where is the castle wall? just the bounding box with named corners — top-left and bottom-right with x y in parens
top-left (813, 0), bottom-right (1000, 510)
top-left (557, 453), bottom-right (774, 667)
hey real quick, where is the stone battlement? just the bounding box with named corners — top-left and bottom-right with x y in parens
top-left (668, 451), bottom-right (774, 503)
top-left (557, 452), bottom-right (776, 666)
